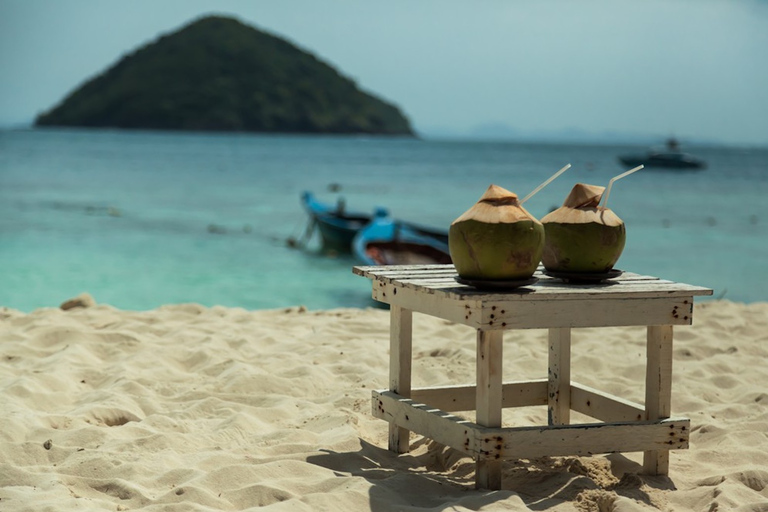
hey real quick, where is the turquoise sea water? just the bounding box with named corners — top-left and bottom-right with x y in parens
top-left (2, 128), bottom-right (767, 311)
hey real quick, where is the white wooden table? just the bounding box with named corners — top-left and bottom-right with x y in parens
top-left (353, 264), bottom-right (712, 490)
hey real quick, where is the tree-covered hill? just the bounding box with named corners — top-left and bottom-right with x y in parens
top-left (35, 16), bottom-right (413, 135)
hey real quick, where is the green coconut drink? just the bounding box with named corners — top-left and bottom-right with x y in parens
top-left (449, 184), bottom-right (545, 280)
top-left (540, 183), bottom-right (625, 273)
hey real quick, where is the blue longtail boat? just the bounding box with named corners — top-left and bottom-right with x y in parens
top-left (353, 209), bottom-right (452, 266)
top-left (300, 191), bottom-right (449, 256)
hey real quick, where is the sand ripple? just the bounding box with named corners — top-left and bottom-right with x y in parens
top-left (1, 300), bottom-right (767, 510)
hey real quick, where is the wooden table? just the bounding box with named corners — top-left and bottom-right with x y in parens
top-left (353, 264), bottom-right (712, 490)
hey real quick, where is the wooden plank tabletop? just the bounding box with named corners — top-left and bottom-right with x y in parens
top-left (353, 264), bottom-right (713, 301)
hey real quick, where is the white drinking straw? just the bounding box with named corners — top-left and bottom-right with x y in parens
top-left (520, 163), bottom-right (572, 205)
top-left (601, 165), bottom-right (643, 210)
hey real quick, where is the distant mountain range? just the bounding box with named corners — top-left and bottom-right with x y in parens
top-left (417, 122), bottom-right (722, 146)
top-left (35, 16), bottom-right (413, 135)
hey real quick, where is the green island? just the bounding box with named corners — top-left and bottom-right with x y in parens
top-left (35, 16), bottom-right (413, 135)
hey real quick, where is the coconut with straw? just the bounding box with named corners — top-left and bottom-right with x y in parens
top-left (540, 165), bottom-right (643, 273)
top-left (449, 164), bottom-right (571, 281)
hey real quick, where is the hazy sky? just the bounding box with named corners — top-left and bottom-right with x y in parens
top-left (2, 0), bottom-right (767, 145)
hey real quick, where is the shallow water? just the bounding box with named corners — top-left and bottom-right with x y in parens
top-left (1, 128), bottom-right (766, 311)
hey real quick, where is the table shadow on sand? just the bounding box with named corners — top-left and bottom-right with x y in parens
top-left (307, 437), bottom-right (677, 511)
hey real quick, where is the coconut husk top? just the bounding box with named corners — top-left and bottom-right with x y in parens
top-left (452, 184), bottom-right (538, 225)
top-left (562, 183), bottom-right (605, 208)
top-left (541, 183), bottom-right (623, 227)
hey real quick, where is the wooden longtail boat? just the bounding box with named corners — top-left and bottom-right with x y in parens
top-left (353, 209), bottom-right (452, 266)
top-left (301, 191), bottom-right (448, 254)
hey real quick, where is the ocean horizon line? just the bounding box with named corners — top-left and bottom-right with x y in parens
top-left (3, 124), bottom-right (765, 150)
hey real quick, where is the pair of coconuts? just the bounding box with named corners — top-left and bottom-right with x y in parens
top-left (448, 183), bottom-right (625, 280)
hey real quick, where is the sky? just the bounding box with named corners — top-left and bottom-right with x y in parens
top-left (1, 0), bottom-right (767, 146)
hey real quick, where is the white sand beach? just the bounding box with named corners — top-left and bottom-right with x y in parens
top-left (1, 299), bottom-right (767, 511)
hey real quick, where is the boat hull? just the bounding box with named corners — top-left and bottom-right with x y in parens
top-left (301, 191), bottom-right (448, 254)
top-left (353, 214), bottom-right (452, 266)
top-left (314, 214), bottom-right (370, 253)
top-left (301, 192), bottom-right (373, 253)
top-left (618, 153), bottom-right (705, 170)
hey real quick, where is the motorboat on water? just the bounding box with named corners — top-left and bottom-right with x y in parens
top-left (618, 138), bottom-right (705, 170)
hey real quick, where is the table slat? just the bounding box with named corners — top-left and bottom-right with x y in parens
top-left (356, 264), bottom-right (712, 300)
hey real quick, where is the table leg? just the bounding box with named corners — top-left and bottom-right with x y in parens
top-left (643, 325), bottom-right (673, 475)
top-left (389, 305), bottom-right (412, 454)
top-left (475, 329), bottom-right (503, 490)
top-left (548, 327), bottom-right (571, 426)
